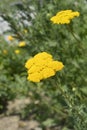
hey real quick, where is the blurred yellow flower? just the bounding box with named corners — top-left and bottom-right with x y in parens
top-left (50, 10), bottom-right (80, 24)
top-left (7, 36), bottom-right (14, 41)
top-left (18, 41), bottom-right (26, 47)
top-left (3, 50), bottom-right (8, 54)
top-left (24, 29), bottom-right (28, 33)
top-left (15, 50), bottom-right (20, 54)
top-left (25, 52), bottom-right (64, 82)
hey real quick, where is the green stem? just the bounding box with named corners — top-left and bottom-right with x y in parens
top-left (66, 24), bottom-right (85, 53)
top-left (55, 76), bottom-right (84, 122)
top-left (67, 24), bottom-right (82, 44)
top-left (55, 79), bottom-right (73, 108)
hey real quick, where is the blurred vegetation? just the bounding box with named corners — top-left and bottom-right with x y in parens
top-left (0, 0), bottom-right (87, 129)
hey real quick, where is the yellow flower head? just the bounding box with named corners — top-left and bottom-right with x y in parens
top-left (50, 10), bottom-right (80, 24)
top-left (7, 36), bottom-right (14, 41)
top-left (3, 49), bottom-right (8, 54)
top-left (18, 41), bottom-right (26, 47)
top-left (24, 29), bottom-right (28, 33)
top-left (15, 49), bottom-right (20, 54)
top-left (25, 52), bottom-right (64, 82)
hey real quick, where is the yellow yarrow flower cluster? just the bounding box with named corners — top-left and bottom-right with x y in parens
top-left (18, 41), bottom-right (26, 47)
top-left (3, 50), bottom-right (8, 54)
top-left (14, 49), bottom-right (20, 54)
top-left (50, 10), bottom-right (80, 24)
top-left (24, 29), bottom-right (28, 33)
top-left (25, 52), bottom-right (64, 82)
top-left (7, 36), bottom-right (14, 41)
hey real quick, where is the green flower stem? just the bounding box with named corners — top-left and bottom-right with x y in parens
top-left (36, 84), bottom-right (67, 117)
top-left (55, 77), bottom-right (84, 123)
top-left (67, 24), bottom-right (81, 44)
top-left (55, 81), bottom-right (73, 108)
top-left (67, 24), bottom-right (85, 51)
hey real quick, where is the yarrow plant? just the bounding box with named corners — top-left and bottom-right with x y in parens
top-left (50, 10), bottom-right (80, 24)
top-left (49, 9), bottom-right (87, 129)
top-left (0, 1), bottom-right (86, 129)
top-left (24, 8), bottom-right (86, 129)
top-left (50, 10), bottom-right (82, 48)
top-left (25, 52), bottom-right (64, 82)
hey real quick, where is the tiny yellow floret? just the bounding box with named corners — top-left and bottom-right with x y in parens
top-left (24, 29), bottom-right (28, 33)
top-left (25, 52), bottom-right (64, 82)
top-left (15, 50), bottom-right (20, 54)
top-left (18, 41), bottom-right (26, 47)
top-left (7, 36), bottom-right (14, 41)
top-left (50, 10), bottom-right (80, 24)
top-left (3, 50), bottom-right (8, 54)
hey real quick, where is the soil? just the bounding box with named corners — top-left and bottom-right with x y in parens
top-left (0, 98), bottom-right (64, 130)
top-left (0, 115), bottom-right (63, 130)
top-left (0, 115), bottom-right (42, 130)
